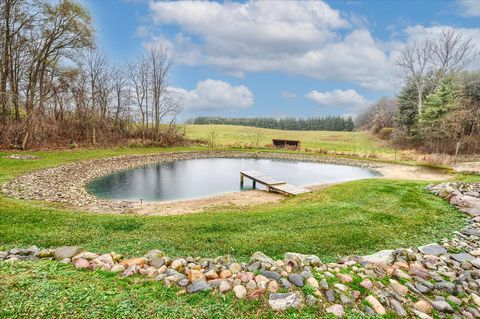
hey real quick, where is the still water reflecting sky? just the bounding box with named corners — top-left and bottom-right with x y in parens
top-left (87, 158), bottom-right (378, 201)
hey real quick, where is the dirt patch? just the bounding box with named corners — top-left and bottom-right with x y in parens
top-left (453, 162), bottom-right (480, 175)
top-left (374, 164), bottom-right (451, 181)
top-left (134, 190), bottom-right (284, 216)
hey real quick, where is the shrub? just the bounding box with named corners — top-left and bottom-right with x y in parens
top-left (377, 127), bottom-right (394, 140)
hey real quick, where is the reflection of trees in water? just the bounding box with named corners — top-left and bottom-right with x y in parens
top-left (89, 159), bottom-right (377, 201)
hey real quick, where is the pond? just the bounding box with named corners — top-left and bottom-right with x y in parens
top-left (87, 158), bottom-right (379, 202)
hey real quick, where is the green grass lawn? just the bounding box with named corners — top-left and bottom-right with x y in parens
top-left (185, 124), bottom-right (394, 156)
top-left (0, 146), bottom-right (470, 318)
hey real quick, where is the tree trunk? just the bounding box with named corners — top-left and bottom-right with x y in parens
top-left (92, 125), bottom-right (96, 146)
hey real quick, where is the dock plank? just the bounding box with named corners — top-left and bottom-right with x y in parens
top-left (271, 184), bottom-right (311, 195)
top-left (240, 170), bottom-right (311, 196)
top-left (240, 170), bottom-right (285, 185)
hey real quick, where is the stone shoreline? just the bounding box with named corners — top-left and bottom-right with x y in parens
top-left (1, 150), bottom-right (377, 213)
top-left (1, 182), bottom-right (480, 318)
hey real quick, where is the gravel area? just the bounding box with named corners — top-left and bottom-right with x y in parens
top-left (1, 151), bottom-right (377, 213)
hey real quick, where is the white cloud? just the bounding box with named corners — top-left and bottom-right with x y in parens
top-left (280, 91), bottom-right (296, 98)
top-left (404, 25), bottom-right (480, 44)
top-left (147, 1), bottom-right (480, 93)
top-left (168, 79), bottom-right (254, 111)
top-left (457, 0), bottom-right (480, 17)
top-left (148, 1), bottom-right (397, 91)
top-left (305, 89), bottom-right (369, 109)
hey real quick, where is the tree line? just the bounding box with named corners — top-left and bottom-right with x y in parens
top-left (189, 116), bottom-right (354, 132)
top-left (356, 29), bottom-right (480, 155)
top-left (0, 0), bottom-right (182, 149)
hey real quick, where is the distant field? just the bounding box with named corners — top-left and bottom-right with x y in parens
top-left (185, 124), bottom-right (394, 156)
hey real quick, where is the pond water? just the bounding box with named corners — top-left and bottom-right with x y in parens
top-left (87, 158), bottom-right (379, 202)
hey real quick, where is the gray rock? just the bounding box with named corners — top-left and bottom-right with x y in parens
top-left (431, 300), bottom-right (454, 313)
top-left (247, 261), bottom-right (261, 272)
top-left (472, 259), bottom-right (480, 268)
top-left (305, 295), bottom-right (317, 306)
top-left (233, 285), bottom-right (246, 299)
top-left (261, 270), bottom-right (281, 281)
top-left (284, 252), bottom-right (321, 267)
top-left (361, 250), bottom-right (394, 265)
top-left (55, 246), bottom-right (84, 260)
top-left (391, 299), bottom-right (408, 317)
top-left (165, 269), bottom-right (186, 281)
top-left (339, 294), bottom-right (352, 305)
top-left (326, 304), bottom-right (344, 317)
top-left (414, 283), bottom-right (431, 293)
top-left (418, 243), bottom-right (447, 256)
top-left (320, 279), bottom-right (329, 289)
top-left (461, 228), bottom-right (480, 237)
top-left (187, 279), bottom-right (210, 293)
top-left (325, 290), bottom-right (336, 302)
top-left (450, 195), bottom-right (480, 216)
top-left (178, 278), bottom-right (189, 287)
top-left (447, 295), bottom-right (462, 305)
top-left (465, 191), bottom-right (480, 197)
top-left (143, 249), bottom-right (164, 260)
top-left (415, 277), bottom-right (434, 289)
top-left (451, 253), bottom-right (476, 262)
top-left (219, 280), bottom-right (231, 293)
top-left (434, 281), bottom-right (456, 293)
top-left (250, 251), bottom-right (274, 265)
top-left (288, 273), bottom-right (304, 287)
top-left (150, 257), bottom-right (164, 269)
top-left (279, 278), bottom-right (292, 290)
top-left (268, 292), bottom-right (303, 311)
top-left (363, 305), bottom-right (375, 316)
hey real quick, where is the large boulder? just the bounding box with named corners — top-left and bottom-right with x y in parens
top-left (450, 195), bottom-right (480, 216)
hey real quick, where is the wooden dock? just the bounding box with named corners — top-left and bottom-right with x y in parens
top-left (240, 170), bottom-right (311, 196)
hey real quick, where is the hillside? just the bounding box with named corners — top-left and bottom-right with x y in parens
top-left (185, 124), bottom-right (393, 156)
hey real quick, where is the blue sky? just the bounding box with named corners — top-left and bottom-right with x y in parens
top-left (80, 0), bottom-right (480, 119)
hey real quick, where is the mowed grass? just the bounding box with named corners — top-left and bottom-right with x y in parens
top-left (0, 145), bottom-right (468, 319)
top-left (185, 124), bottom-right (393, 155)
top-left (0, 260), bottom-right (328, 319)
top-left (0, 146), bottom-right (464, 260)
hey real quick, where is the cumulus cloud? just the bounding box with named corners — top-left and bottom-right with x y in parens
top-left (305, 89), bottom-right (369, 109)
top-left (148, 0), bottom-right (397, 91)
top-left (147, 0), bottom-right (480, 93)
top-left (168, 79), bottom-right (254, 111)
top-left (457, 0), bottom-right (480, 17)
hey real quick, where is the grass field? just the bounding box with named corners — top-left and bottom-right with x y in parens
top-left (185, 125), bottom-right (394, 156)
top-left (0, 143), bottom-right (475, 318)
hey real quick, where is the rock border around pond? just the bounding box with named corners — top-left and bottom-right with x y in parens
top-left (1, 182), bottom-right (480, 318)
top-left (1, 150), bottom-right (378, 213)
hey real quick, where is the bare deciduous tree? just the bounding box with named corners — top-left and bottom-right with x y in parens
top-left (145, 40), bottom-right (174, 138)
top-left (396, 28), bottom-right (478, 116)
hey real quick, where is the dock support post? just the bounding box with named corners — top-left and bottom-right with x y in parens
top-left (240, 173), bottom-right (244, 187)
top-left (253, 180), bottom-right (256, 189)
